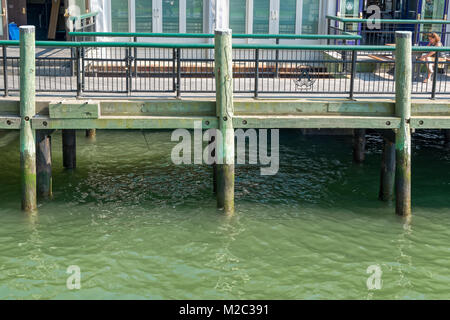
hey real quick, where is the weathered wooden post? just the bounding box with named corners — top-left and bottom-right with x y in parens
top-left (36, 130), bottom-right (52, 198)
top-left (20, 26), bottom-right (37, 212)
top-left (379, 132), bottom-right (396, 201)
top-left (86, 129), bottom-right (96, 138)
top-left (63, 129), bottom-right (76, 169)
top-left (444, 129), bottom-right (450, 148)
top-left (353, 129), bottom-right (366, 163)
top-left (214, 29), bottom-right (234, 214)
top-left (395, 31), bottom-right (412, 217)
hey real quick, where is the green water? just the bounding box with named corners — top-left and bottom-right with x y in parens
top-left (0, 129), bottom-right (449, 300)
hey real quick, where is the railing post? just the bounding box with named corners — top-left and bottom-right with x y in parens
top-left (275, 38), bottom-right (279, 78)
top-left (431, 52), bottom-right (439, 99)
top-left (176, 48), bottom-right (181, 99)
top-left (126, 47), bottom-right (132, 96)
top-left (19, 26), bottom-right (37, 212)
top-left (215, 29), bottom-right (235, 214)
top-left (349, 50), bottom-right (357, 99)
top-left (254, 48), bottom-right (259, 98)
top-left (172, 48), bottom-right (177, 93)
top-left (76, 47), bottom-right (82, 97)
top-left (3, 45), bottom-right (8, 97)
top-left (395, 31), bottom-right (412, 218)
top-left (327, 19), bottom-right (331, 45)
top-left (134, 36), bottom-right (138, 77)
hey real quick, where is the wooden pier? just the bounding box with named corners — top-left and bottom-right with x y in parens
top-left (1, 27), bottom-right (450, 218)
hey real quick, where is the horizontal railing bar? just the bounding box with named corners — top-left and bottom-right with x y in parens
top-left (0, 40), bottom-right (398, 51)
top-left (326, 15), bottom-right (450, 24)
top-left (69, 11), bottom-right (99, 21)
top-left (69, 32), bottom-right (362, 40)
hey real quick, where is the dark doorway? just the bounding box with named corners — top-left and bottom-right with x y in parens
top-left (363, 0), bottom-right (419, 19)
top-left (6, 0), bottom-right (66, 40)
top-left (26, 0), bottom-right (55, 40)
top-left (7, 0), bottom-right (27, 26)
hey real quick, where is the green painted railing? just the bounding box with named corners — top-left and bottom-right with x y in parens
top-left (2, 39), bottom-right (449, 52)
top-left (326, 15), bottom-right (450, 25)
top-left (69, 31), bottom-right (362, 41)
top-left (0, 40), bottom-right (398, 51)
top-left (69, 11), bottom-right (99, 22)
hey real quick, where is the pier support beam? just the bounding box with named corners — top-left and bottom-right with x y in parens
top-left (395, 31), bottom-right (412, 217)
top-left (215, 29), bottom-right (234, 214)
top-left (63, 130), bottom-right (76, 169)
top-left (379, 132), bottom-right (396, 201)
top-left (36, 130), bottom-right (52, 198)
top-left (353, 129), bottom-right (366, 163)
top-left (20, 26), bottom-right (37, 212)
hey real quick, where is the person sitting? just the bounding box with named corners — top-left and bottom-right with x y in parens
top-left (418, 33), bottom-right (443, 83)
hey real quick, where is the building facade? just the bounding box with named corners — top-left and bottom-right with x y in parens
top-left (0, 1), bottom-right (449, 41)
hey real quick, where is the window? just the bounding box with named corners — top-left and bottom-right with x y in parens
top-left (279, 0), bottom-right (296, 34)
top-left (253, 0), bottom-right (270, 34)
top-left (340, 0), bottom-right (359, 17)
top-left (186, 0), bottom-right (203, 33)
top-left (163, 0), bottom-right (179, 33)
top-left (421, 0), bottom-right (446, 41)
top-left (136, 0), bottom-right (152, 32)
top-left (229, 0), bottom-right (246, 34)
top-left (302, 1), bottom-right (319, 34)
top-left (111, 0), bottom-right (129, 32)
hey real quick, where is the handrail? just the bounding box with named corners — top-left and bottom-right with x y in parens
top-left (68, 31), bottom-right (362, 41)
top-left (326, 15), bottom-right (450, 25)
top-left (69, 11), bottom-right (99, 22)
top-left (4, 39), bottom-right (450, 51)
top-left (0, 40), bottom-right (397, 50)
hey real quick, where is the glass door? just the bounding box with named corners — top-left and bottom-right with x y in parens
top-left (418, 0), bottom-right (448, 43)
top-left (338, 0), bottom-right (363, 35)
top-left (0, 0), bottom-right (6, 40)
top-left (339, 0), bottom-right (361, 17)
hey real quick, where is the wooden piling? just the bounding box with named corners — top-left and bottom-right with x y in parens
top-left (379, 134), bottom-right (396, 201)
top-left (395, 31), bottom-right (412, 217)
top-left (36, 130), bottom-right (52, 198)
top-left (209, 135), bottom-right (217, 194)
top-left (444, 129), bottom-right (450, 148)
top-left (20, 26), bottom-right (37, 212)
top-left (86, 129), bottom-right (96, 138)
top-left (63, 129), bottom-right (77, 169)
top-left (214, 29), bottom-right (234, 214)
top-left (353, 129), bottom-right (366, 163)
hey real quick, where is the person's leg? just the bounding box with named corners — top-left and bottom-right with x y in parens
top-left (425, 57), bottom-right (434, 82)
top-left (423, 57), bottom-right (434, 83)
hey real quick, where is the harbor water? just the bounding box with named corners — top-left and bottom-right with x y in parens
top-left (0, 129), bottom-right (449, 299)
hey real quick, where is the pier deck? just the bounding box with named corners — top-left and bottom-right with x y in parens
top-left (1, 97), bottom-right (449, 130)
top-left (2, 27), bottom-right (450, 218)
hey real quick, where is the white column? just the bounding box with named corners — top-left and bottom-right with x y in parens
top-left (130, 0), bottom-right (136, 32)
top-left (180, 0), bottom-right (186, 33)
top-left (216, 0), bottom-right (229, 30)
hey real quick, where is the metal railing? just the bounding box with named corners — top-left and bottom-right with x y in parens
top-left (1, 38), bottom-right (450, 99)
top-left (327, 15), bottom-right (450, 46)
top-left (69, 12), bottom-right (99, 42)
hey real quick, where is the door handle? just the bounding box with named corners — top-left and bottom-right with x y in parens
top-left (0, 8), bottom-right (6, 17)
top-left (22, 7), bottom-right (26, 15)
